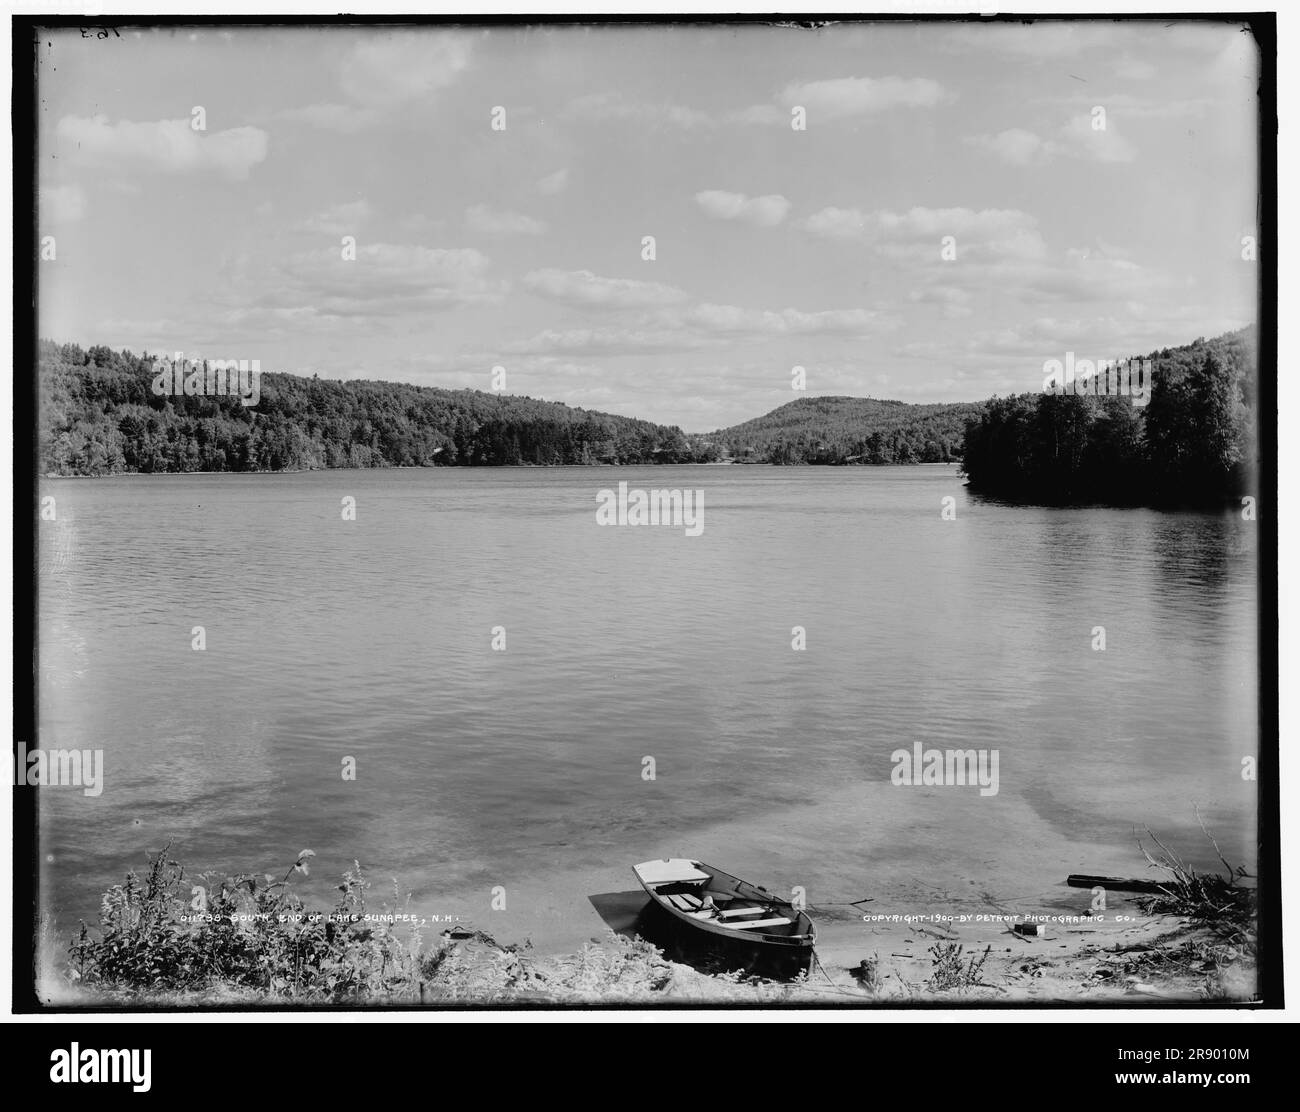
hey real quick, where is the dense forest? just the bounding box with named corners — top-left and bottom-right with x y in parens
top-left (37, 340), bottom-right (984, 475)
top-left (960, 327), bottom-right (1258, 505)
top-left (37, 341), bottom-right (710, 474)
top-left (704, 396), bottom-right (985, 464)
top-left (38, 328), bottom-right (1260, 496)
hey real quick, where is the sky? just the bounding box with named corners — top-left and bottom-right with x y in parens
top-left (36, 20), bottom-right (1261, 431)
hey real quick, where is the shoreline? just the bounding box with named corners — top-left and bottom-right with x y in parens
top-left (43, 904), bottom-right (1249, 1006)
top-left (41, 779), bottom-right (1258, 1005)
top-left (40, 460), bottom-right (959, 479)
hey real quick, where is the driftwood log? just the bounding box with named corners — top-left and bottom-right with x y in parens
top-left (1066, 874), bottom-right (1171, 894)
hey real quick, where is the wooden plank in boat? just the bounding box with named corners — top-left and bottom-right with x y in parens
top-left (729, 917), bottom-right (793, 930)
top-left (636, 860), bottom-right (710, 885)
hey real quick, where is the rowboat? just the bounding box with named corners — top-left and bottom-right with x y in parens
top-left (632, 858), bottom-right (816, 951)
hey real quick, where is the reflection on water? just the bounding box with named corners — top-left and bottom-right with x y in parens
top-left (37, 466), bottom-right (1258, 939)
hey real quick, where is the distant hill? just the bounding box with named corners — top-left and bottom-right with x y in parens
top-left (37, 328), bottom-right (1260, 494)
top-left (960, 326), bottom-right (1258, 504)
top-left (703, 396), bottom-right (986, 464)
top-left (37, 340), bottom-right (709, 475)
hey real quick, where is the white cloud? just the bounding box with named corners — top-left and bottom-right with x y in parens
top-left (777, 76), bottom-right (947, 119)
top-left (680, 303), bottom-right (892, 337)
top-left (466, 204), bottom-right (548, 236)
top-left (564, 91), bottom-right (712, 129)
top-left (802, 205), bottom-right (1047, 261)
top-left (1055, 112), bottom-right (1137, 162)
top-left (506, 327), bottom-right (710, 356)
top-left (40, 184), bottom-right (86, 223)
top-left (299, 199), bottom-right (372, 235)
top-left (339, 32), bottom-right (474, 108)
top-left (522, 268), bottom-right (687, 309)
top-left (694, 190), bottom-right (791, 227)
top-left (263, 243), bottom-right (503, 320)
top-left (280, 32), bottom-right (475, 132)
top-left (537, 168), bottom-right (569, 195)
top-left (967, 113), bottom-right (1138, 166)
top-left (56, 115), bottom-right (268, 180)
top-left (909, 285), bottom-right (975, 319)
top-left (965, 128), bottom-right (1055, 166)
top-left (729, 104), bottom-right (787, 126)
top-left (504, 297), bottom-right (894, 357)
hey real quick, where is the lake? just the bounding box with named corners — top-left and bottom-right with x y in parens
top-left (36, 465), bottom-right (1259, 949)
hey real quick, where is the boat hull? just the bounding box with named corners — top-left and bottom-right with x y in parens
top-left (632, 858), bottom-right (817, 952)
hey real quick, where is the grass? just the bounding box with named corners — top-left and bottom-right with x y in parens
top-left (52, 843), bottom-right (814, 1005)
top-left (927, 942), bottom-right (993, 993)
top-left (1116, 817), bottom-right (1258, 999)
top-left (49, 819), bottom-right (1260, 1005)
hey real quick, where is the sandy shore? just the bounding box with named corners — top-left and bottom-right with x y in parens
top-left (405, 782), bottom-right (1256, 1003)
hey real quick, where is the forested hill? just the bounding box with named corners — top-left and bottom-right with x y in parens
top-left (960, 326), bottom-right (1259, 505)
top-left (38, 329), bottom-right (1258, 487)
top-left (38, 340), bottom-right (986, 475)
top-left (37, 341), bottom-right (710, 474)
top-left (705, 396), bottom-right (985, 464)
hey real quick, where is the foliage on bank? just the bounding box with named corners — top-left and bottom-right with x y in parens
top-left (960, 327), bottom-right (1258, 504)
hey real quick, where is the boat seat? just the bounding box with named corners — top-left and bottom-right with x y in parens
top-left (728, 917), bottom-right (793, 931)
top-left (677, 892), bottom-right (704, 909)
top-left (664, 894), bottom-right (695, 912)
top-left (718, 906), bottom-right (766, 918)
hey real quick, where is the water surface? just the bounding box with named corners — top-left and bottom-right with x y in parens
top-left (37, 466), bottom-right (1259, 943)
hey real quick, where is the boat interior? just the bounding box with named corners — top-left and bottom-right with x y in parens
top-left (650, 879), bottom-right (804, 936)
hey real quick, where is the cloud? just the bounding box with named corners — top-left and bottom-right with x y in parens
top-left (1056, 112), bottom-right (1138, 161)
top-left (966, 115), bottom-right (1136, 164)
top-left (40, 184), bottom-right (86, 223)
top-left (777, 76), bottom-right (948, 119)
top-left (504, 296), bottom-right (894, 357)
top-left (280, 32), bottom-right (475, 132)
top-left (56, 115), bottom-right (268, 180)
top-left (522, 268), bottom-right (687, 309)
top-left (466, 204), bottom-right (548, 236)
top-left (801, 206), bottom-right (1047, 262)
top-left (564, 91), bottom-right (712, 129)
top-left (505, 327), bottom-right (710, 356)
top-left (562, 78), bottom-right (945, 132)
top-left (1039, 92), bottom-right (1216, 120)
top-left (258, 243), bottom-right (504, 322)
top-left (694, 190), bottom-right (791, 227)
top-left (339, 32), bottom-right (474, 108)
top-left (729, 105), bottom-right (787, 126)
top-left (964, 128), bottom-right (1054, 166)
top-left (909, 285), bottom-right (975, 319)
top-left (299, 199), bottom-right (372, 235)
top-left (679, 303), bottom-right (892, 337)
top-left (537, 168), bottom-right (569, 195)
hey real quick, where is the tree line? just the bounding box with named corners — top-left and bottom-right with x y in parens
top-left (704, 395), bottom-right (985, 464)
top-left (38, 341), bottom-right (710, 475)
top-left (959, 327), bottom-right (1257, 505)
top-left (39, 328), bottom-right (1256, 503)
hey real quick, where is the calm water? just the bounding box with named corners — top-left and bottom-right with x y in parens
top-left (36, 466), bottom-right (1259, 939)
